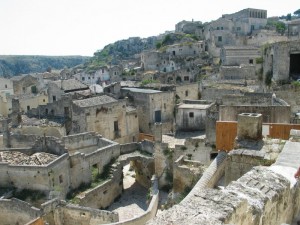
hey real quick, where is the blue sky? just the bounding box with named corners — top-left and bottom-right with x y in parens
top-left (0, 0), bottom-right (298, 56)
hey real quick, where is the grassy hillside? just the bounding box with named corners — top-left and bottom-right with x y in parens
top-left (0, 55), bottom-right (90, 77)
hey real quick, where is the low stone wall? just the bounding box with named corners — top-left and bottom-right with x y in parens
top-left (0, 198), bottom-right (41, 225)
top-left (75, 163), bottom-right (123, 209)
top-left (57, 204), bottom-right (118, 225)
top-left (120, 142), bottom-right (140, 155)
top-left (141, 140), bottom-right (154, 154)
top-left (42, 198), bottom-right (118, 225)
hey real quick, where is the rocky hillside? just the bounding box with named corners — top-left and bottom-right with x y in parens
top-left (87, 33), bottom-right (200, 72)
top-left (0, 55), bottom-right (90, 77)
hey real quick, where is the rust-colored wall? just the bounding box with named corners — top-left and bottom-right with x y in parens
top-left (25, 217), bottom-right (44, 225)
top-left (139, 133), bottom-right (155, 142)
top-left (268, 124), bottom-right (300, 140)
top-left (216, 121), bottom-right (237, 151)
top-left (216, 122), bottom-right (300, 151)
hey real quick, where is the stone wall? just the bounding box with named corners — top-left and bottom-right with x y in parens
top-left (0, 198), bottom-right (41, 225)
top-left (275, 88), bottom-right (300, 116)
top-left (219, 105), bottom-right (291, 123)
top-left (75, 163), bottom-right (123, 209)
top-left (263, 40), bottom-right (300, 82)
top-left (174, 138), bottom-right (211, 165)
top-left (173, 155), bottom-right (205, 193)
top-left (225, 149), bottom-right (265, 185)
top-left (201, 87), bottom-right (243, 101)
top-left (42, 199), bottom-right (118, 225)
top-left (220, 65), bottom-right (256, 80)
top-left (14, 125), bottom-right (66, 138)
top-left (221, 92), bottom-right (273, 106)
top-left (175, 83), bottom-right (199, 102)
top-left (147, 164), bottom-right (299, 225)
top-left (120, 142), bottom-right (140, 155)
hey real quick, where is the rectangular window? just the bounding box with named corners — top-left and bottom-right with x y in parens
top-left (27, 106), bottom-right (30, 111)
top-left (114, 121), bottom-right (119, 131)
top-left (189, 112), bottom-right (194, 118)
top-left (184, 76), bottom-right (189, 81)
top-left (53, 96), bottom-right (56, 101)
top-left (154, 110), bottom-right (162, 123)
top-left (218, 36), bottom-right (222, 42)
top-left (59, 175), bottom-right (63, 183)
top-left (249, 59), bottom-right (254, 64)
top-left (82, 77), bottom-right (85, 81)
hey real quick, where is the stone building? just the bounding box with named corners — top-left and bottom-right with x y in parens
top-left (74, 66), bottom-right (111, 85)
top-left (263, 40), bottom-right (300, 82)
top-left (288, 18), bottom-right (300, 40)
top-left (220, 46), bottom-right (261, 66)
top-left (47, 79), bottom-right (89, 103)
top-left (222, 8), bottom-right (267, 35)
top-left (11, 74), bottom-right (40, 95)
top-left (176, 100), bottom-right (212, 131)
top-left (165, 41), bottom-right (205, 57)
top-left (121, 88), bottom-right (175, 134)
top-left (71, 95), bottom-right (139, 143)
top-left (0, 77), bottom-right (13, 97)
top-left (175, 20), bottom-right (203, 36)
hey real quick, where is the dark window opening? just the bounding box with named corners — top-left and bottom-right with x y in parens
top-left (218, 36), bottom-right (222, 42)
top-left (59, 175), bottom-right (63, 183)
top-left (189, 112), bottom-right (194, 118)
top-left (154, 110), bottom-right (162, 123)
top-left (82, 77), bottom-right (85, 81)
top-left (185, 90), bottom-right (189, 96)
top-left (5, 84), bottom-right (7, 88)
top-left (27, 106), bottom-right (30, 111)
top-left (211, 152), bottom-right (218, 160)
top-left (249, 59), bottom-right (254, 64)
top-left (114, 121), bottom-right (119, 131)
top-left (53, 96), bottom-right (56, 101)
top-left (290, 54), bottom-right (300, 79)
top-left (184, 76), bottom-right (189, 81)
top-left (172, 51), bottom-right (176, 56)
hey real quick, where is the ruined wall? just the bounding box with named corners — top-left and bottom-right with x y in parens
top-left (57, 204), bottom-right (118, 225)
top-left (14, 126), bottom-right (66, 138)
top-left (19, 93), bottom-right (48, 113)
top-left (221, 92), bottom-right (273, 106)
top-left (201, 87), bottom-right (243, 101)
top-left (175, 83), bottom-right (199, 101)
top-left (219, 105), bottom-right (291, 123)
top-left (220, 65), bottom-right (256, 80)
top-left (120, 142), bottom-right (140, 155)
top-left (75, 163), bottom-right (123, 209)
top-left (173, 156), bottom-right (204, 193)
top-left (176, 107), bottom-right (207, 131)
top-left (0, 198), bottom-right (41, 225)
top-left (174, 138), bottom-right (211, 165)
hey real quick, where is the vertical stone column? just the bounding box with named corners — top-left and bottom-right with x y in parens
top-left (1, 118), bottom-right (11, 148)
top-left (153, 123), bottom-right (162, 142)
top-left (237, 113), bottom-right (262, 140)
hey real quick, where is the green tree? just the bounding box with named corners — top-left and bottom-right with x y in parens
top-left (286, 13), bottom-right (292, 21)
top-left (275, 22), bottom-right (286, 35)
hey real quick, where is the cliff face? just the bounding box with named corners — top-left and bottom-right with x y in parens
top-left (0, 55), bottom-right (89, 77)
top-left (91, 36), bottom-right (158, 66)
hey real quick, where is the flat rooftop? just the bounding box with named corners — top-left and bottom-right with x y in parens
top-left (0, 151), bottom-right (58, 165)
top-left (73, 95), bottom-right (117, 108)
top-left (122, 87), bottom-right (162, 94)
top-left (178, 104), bottom-right (210, 110)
